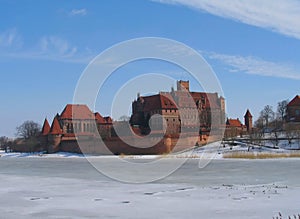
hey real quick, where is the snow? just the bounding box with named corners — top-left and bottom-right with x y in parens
top-left (1, 155), bottom-right (300, 218)
top-left (1, 141), bottom-right (300, 218)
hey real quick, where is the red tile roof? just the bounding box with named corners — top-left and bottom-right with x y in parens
top-left (142, 94), bottom-right (177, 112)
top-left (226, 118), bottom-right (243, 127)
top-left (41, 118), bottom-right (50, 135)
top-left (244, 109), bottom-right (252, 118)
top-left (50, 116), bottom-right (63, 135)
top-left (95, 112), bottom-right (106, 124)
top-left (139, 91), bottom-right (221, 111)
top-left (60, 104), bottom-right (94, 120)
top-left (95, 113), bottom-right (112, 124)
top-left (288, 95), bottom-right (300, 106)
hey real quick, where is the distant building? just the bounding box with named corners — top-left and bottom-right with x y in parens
top-left (225, 118), bottom-right (246, 136)
top-left (286, 95), bottom-right (300, 123)
top-left (130, 80), bottom-right (226, 136)
top-left (40, 104), bottom-right (112, 153)
top-left (244, 109), bottom-right (253, 131)
top-left (36, 81), bottom-right (229, 154)
top-left (225, 109), bottom-right (253, 137)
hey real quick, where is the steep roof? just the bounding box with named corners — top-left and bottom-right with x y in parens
top-left (104, 116), bottom-right (113, 124)
top-left (50, 116), bottom-right (63, 135)
top-left (95, 112), bottom-right (106, 124)
top-left (226, 118), bottom-right (243, 127)
top-left (288, 95), bottom-right (300, 107)
top-left (95, 113), bottom-right (112, 124)
top-left (41, 118), bottom-right (50, 135)
top-left (244, 109), bottom-right (252, 118)
top-left (60, 104), bottom-right (94, 120)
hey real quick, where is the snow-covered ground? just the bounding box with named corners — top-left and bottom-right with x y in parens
top-left (1, 139), bottom-right (299, 160)
top-left (1, 153), bottom-right (300, 218)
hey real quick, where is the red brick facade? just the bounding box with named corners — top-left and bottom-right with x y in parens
top-left (287, 95), bottom-right (300, 123)
top-left (130, 80), bottom-right (226, 136)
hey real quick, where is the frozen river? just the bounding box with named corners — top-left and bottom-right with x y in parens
top-left (0, 157), bottom-right (299, 218)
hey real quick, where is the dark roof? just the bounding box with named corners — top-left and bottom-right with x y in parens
top-left (288, 95), bottom-right (300, 107)
top-left (244, 109), bottom-right (252, 118)
top-left (142, 94), bottom-right (177, 112)
top-left (60, 104), bottom-right (94, 120)
top-left (104, 116), bottom-right (113, 124)
top-left (49, 116), bottom-right (63, 135)
top-left (41, 118), bottom-right (50, 135)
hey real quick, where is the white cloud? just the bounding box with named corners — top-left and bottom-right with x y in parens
top-left (69, 8), bottom-right (87, 16)
top-left (203, 51), bottom-right (300, 80)
top-left (154, 0), bottom-right (300, 40)
top-left (38, 36), bottom-right (77, 57)
top-left (0, 30), bottom-right (93, 64)
top-left (0, 28), bottom-right (22, 48)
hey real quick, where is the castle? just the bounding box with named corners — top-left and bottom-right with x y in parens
top-left (130, 80), bottom-right (226, 136)
top-left (40, 104), bottom-right (113, 153)
top-left (39, 80), bottom-right (227, 154)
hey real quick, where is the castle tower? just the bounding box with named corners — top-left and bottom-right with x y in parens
top-left (48, 115), bottom-right (63, 153)
top-left (41, 118), bottom-right (50, 135)
top-left (177, 80), bottom-right (190, 91)
top-left (220, 96), bottom-right (226, 124)
top-left (40, 118), bottom-right (50, 149)
top-left (244, 109), bottom-right (253, 132)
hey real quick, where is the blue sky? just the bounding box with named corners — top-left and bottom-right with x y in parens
top-left (1, 0), bottom-right (300, 137)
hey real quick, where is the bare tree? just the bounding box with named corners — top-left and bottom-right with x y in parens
top-left (285, 123), bottom-right (296, 147)
top-left (277, 100), bottom-right (289, 123)
top-left (0, 136), bottom-right (8, 149)
top-left (261, 105), bottom-right (275, 129)
top-left (118, 115), bottom-right (130, 122)
top-left (254, 113), bottom-right (264, 131)
top-left (270, 129), bottom-right (279, 148)
top-left (16, 121), bottom-right (41, 139)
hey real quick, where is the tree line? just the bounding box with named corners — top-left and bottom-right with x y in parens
top-left (0, 120), bottom-right (41, 151)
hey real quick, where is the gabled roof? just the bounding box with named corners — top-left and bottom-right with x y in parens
top-left (60, 104), bottom-right (94, 120)
top-left (94, 113), bottom-right (113, 124)
top-left (104, 116), bottom-right (113, 124)
top-left (288, 95), bottom-right (300, 107)
top-left (50, 116), bottom-right (63, 135)
top-left (95, 112), bottom-right (106, 124)
top-left (139, 91), bottom-right (222, 111)
top-left (41, 118), bottom-right (50, 135)
top-left (244, 109), bottom-right (252, 118)
top-left (226, 118), bottom-right (243, 127)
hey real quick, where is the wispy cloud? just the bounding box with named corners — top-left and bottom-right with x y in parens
top-left (154, 0), bottom-right (300, 40)
top-left (202, 51), bottom-right (300, 80)
top-left (0, 28), bottom-right (22, 48)
top-left (38, 36), bottom-right (77, 57)
top-left (69, 8), bottom-right (87, 16)
top-left (0, 29), bottom-right (94, 64)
